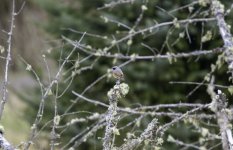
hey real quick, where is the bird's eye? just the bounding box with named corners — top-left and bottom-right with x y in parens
top-left (112, 67), bottom-right (116, 70)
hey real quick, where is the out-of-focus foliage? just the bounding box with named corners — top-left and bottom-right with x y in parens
top-left (23, 0), bottom-right (233, 149)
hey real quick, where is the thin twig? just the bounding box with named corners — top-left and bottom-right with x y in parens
top-left (24, 33), bottom-right (86, 150)
top-left (0, 0), bottom-right (16, 120)
top-left (211, 0), bottom-right (233, 82)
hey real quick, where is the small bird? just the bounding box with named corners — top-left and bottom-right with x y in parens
top-left (111, 66), bottom-right (124, 81)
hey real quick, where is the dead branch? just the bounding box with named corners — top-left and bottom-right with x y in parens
top-left (0, 0), bottom-right (16, 120)
top-left (211, 0), bottom-right (233, 82)
top-left (117, 118), bottom-right (158, 150)
top-left (210, 90), bottom-right (233, 150)
top-left (103, 84), bottom-right (122, 150)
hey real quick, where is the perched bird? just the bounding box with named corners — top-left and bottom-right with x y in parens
top-left (111, 66), bottom-right (124, 81)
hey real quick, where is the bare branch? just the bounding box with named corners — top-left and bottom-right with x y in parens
top-left (64, 34), bottom-right (223, 60)
top-left (156, 104), bottom-right (209, 136)
top-left (209, 90), bottom-right (233, 150)
top-left (24, 33), bottom-right (87, 150)
top-left (0, 0), bottom-right (16, 120)
top-left (211, 0), bottom-right (233, 82)
top-left (103, 84), bottom-right (123, 150)
top-left (117, 118), bottom-right (158, 150)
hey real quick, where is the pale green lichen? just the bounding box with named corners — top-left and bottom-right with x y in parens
top-left (0, 45), bottom-right (5, 53)
top-left (86, 45), bottom-right (92, 49)
top-left (48, 89), bottom-right (53, 95)
top-left (149, 27), bottom-right (153, 33)
top-left (144, 139), bottom-right (149, 146)
top-left (201, 127), bottom-right (209, 137)
top-left (127, 39), bottom-right (133, 46)
top-left (102, 16), bottom-right (109, 23)
top-left (199, 137), bottom-right (205, 145)
top-left (173, 18), bottom-right (180, 28)
top-left (188, 6), bottom-right (194, 13)
top-left (225, 109), bottom-right (233, 118)
top-left (103, 47), bottom-right (108, 52)
top-left (167, 135), bottom-right (175, 142)
top-left (89, 113), bottom-right (100, 120)
top-left (183, 117), bottom-right (199, 127)
top-left (228, 86), bottom-right (233, 95)
top-left (107, 88), bottom-right (121, 99)
top-left (54, 115), bottom-right (61, 126)
top-left (111, 147), bottom-right (117, 150)
top-left (120, 83), bottom-right (130, 96)
top-left (227, 123), bottom-right (232, 129)
top-left (200, 146), bottom-right (207, 150)
top-left (199, 0), bottom-right (210, 7)
top-left (216, 54), bottom-right (224, 69)
top-left (112, 127), bottom-right (120, 135)
top-left (107, 83), bottom-right (129, 99)
top-left (141, 5), bottom-right (148, 11)
top-left (209, 96), bottom-right (218, 112)
top-left (75, 60), bottom-right (80, 68)
top-left (130, 53), bottom-right (138, 61)
top-left (26, 64), bottom-right (32, 71)
top-left (47, 48), bottom-right (52, 54)
top-left (95, 50), bottom-right (102, 56)
top-left (126, 133), bottom-right (135, 139)
top-left (156, 138), bottom-right (164, 145)
top-left (201, 30), bottom-right (212, 43)
top-left (166, 52), bottom-right (177, 64)
top-left (70, 118), bottom-right (86, 125)
top-left (107, 68), bottom-right (112, 80)
top-left (154, 146), bottom-right (161, 150)
top-left (204, 73), bottom-right (210, 82)
top-left (129, 29), bottom-right (135, 34)
top-left (211, 0), bottom-right (225, 14)
top-left (31, 123), bottom-right (36, 130)
top-left (210, 64), bottom-right (216, 72)
top-left (136, 119), bottom-right (140, 127)
top-left (179, 32), bottom-right (185, 38)
top-left (111, 40), bottom-right (117, 45)
top-left (229, 46), bottom-right (233, 52)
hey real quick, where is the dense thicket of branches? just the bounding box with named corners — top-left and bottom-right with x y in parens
top-left (0, 0), bottom-right (233, 150)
